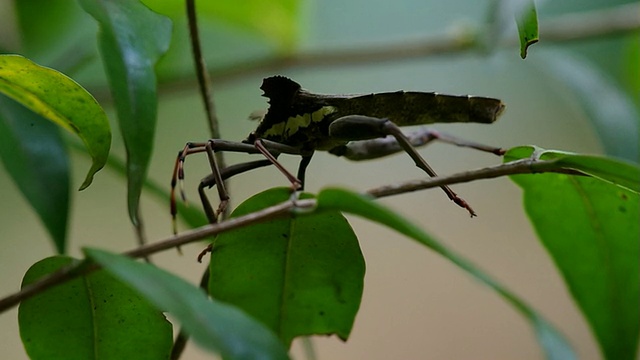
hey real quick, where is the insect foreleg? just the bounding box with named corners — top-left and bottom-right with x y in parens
top-left (198, 159), bottom-right (275, 223)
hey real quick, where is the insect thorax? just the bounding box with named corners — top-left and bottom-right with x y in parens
top-left (249, 102), bottom-right (343, 150)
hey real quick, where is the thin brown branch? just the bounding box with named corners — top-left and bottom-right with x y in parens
top-left (367, 158), bottom-right (557, 198)
top-left (0, 198), bottom-right (314, 313)
top-left (539, 2), bottom-right (640, 42)
top-left (153, 2), bottom-right (640, 96)
top-left (0, 157), bottom-right (591, 313)
top-left (185, 0), bottom-right (228, 212)
top-left (186, 0), bottom-right (222, 142)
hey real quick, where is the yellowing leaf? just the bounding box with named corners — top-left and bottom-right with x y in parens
top-left (0, 54), bottom-right (111, 190)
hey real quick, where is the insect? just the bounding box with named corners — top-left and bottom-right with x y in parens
top-left (171, 76), bottom-right (505, 231)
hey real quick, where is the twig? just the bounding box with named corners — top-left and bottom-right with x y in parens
top-left (367, 158), bottom-right (584, 198)
top-left (153, 2), bottom-right (640, 95)
top-left (539, 2), bottom-right (640, 42)
top-left (0, 157), bottom-right (593, 313)
top-left (186, 0), bottom-right (222, 143)
top-left (0, 198), bottom-right (314, 313)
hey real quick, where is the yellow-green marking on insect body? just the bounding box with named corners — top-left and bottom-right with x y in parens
top-left (262, 106), bottom-right (337, 139)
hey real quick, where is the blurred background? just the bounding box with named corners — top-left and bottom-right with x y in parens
top-left (0, 0), bottom-right (638, 359)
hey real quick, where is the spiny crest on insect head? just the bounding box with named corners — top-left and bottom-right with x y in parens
top-left (261, 76), bottom-right (302, 107)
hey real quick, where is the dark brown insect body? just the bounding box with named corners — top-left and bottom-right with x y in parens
top-left (245, 76), bottom-right (504, 152)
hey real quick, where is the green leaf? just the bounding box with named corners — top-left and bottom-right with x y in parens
top-left (19, 256), bottom-right (173, 360)
top-left (79, 0), bottom-right (172, 225)
top-left (210, 188), bottom-right (365, 347)
top-left (315, 188), bottom-right (576, 360)
top-left (15, 0), bottom-right (96, 66)
top-left (143, 0), bottom-right (299, 51)
top-left (539, 51), bottom-right (639, 162)
top-left (515, 0), bottom-right (538, 59)
top-left (85, 248), bottom-right (290, 360)
top-left (0, 54), bottom-right (111, 190)
top-left (0, 95), bottom-right (69, 253)
top-left (67, 139), bottom-right (209, 231)
top-left (506, 148), bottom-right (640, 360)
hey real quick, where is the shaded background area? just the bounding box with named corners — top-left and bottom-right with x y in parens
top-left (0, 0), bottom-right (637, 359)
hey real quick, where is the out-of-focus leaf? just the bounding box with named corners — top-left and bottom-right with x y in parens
top-left (85, 248), bottom-right (290, 360)
top-left (210, 188), bottom-right (365, 347)
top-left (0, 54), bottom-right (111, 190)
top-left (19, 256), bottom-right (173, 360)
top-left (105, 153), bottom-right (209, 231)
top-left (538, 50), bottom-right (639, 162)
top-left (515, 0), bottom-right (538, 58)
top-left (15, 0), bottom-right (96, 68)
top-left (482, 0), bottom-right (539, 54)
top-left (623, 37), bottom-right (639, 104)
top-left (506, 147), bottom-right (639, 360)
top-left (79, 0), bottom-right (172, 225)
top-left (143, 0), bottom-right (299, 51)
top-left (0, 94), bottom-right (69, 253)
top-left (316, 187), bottom-right (576, 360)
top-left (66, 139), bottom-right (209, 231)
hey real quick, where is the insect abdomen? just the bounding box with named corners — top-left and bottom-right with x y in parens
top-left (331, 91), bottom-right (505, 126)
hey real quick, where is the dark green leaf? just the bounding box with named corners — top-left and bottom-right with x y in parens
top-left (85, 248), bottom-right (290, 360)
top-left (316, 188), bottom-right (576, 360)
top-left (67, 139), bottom-right (208, 231)
top-left (145, 0), bottom-right (300, 51)
top-left (210, 188), bottom-right (365, 347)
top-left (15, 0), bottom-right (96, 67)
top-left (515, 1), bottom-right (538, 59)
top-left (98, 145), bottom-right (209, 230)
top-left (0, 54), bottom-right (111, 190)
top-left (507, 148), bottom-right (640, 360)
top-left (0, 95), bottom-right (69, 253)
top-left (19, 256), bottom-right (173, 360)
top-left (539, 51), bottom-right (639, 162)
top-left (79, 0), bottom-right (172, 225)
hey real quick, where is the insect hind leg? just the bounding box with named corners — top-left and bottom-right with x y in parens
top-left (328, 115), bottom-right (477, 217)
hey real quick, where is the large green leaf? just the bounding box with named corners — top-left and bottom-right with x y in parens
top-left (79, 0), bottom-right (172, 225)
top-left (506, 147), bottom-right (640, 360)
top-left (85, 248), bottom-right (290, 360)
top-left (0, 95), bottom-right (69, 253)
top-left (315, 188), bottom-right (576, 360)
top-left (0, 54), bottom-right (111, 190)
top-left (143, 0), bottom-right (299, 51)
top-left (539, 50), bottom-right (639, 162)
top-left (15, 0), bottom-right (96, 66)
top-left (209, 188), bottom-right (365, 347)
top-left (19, 256), bottom-right (173, 360)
